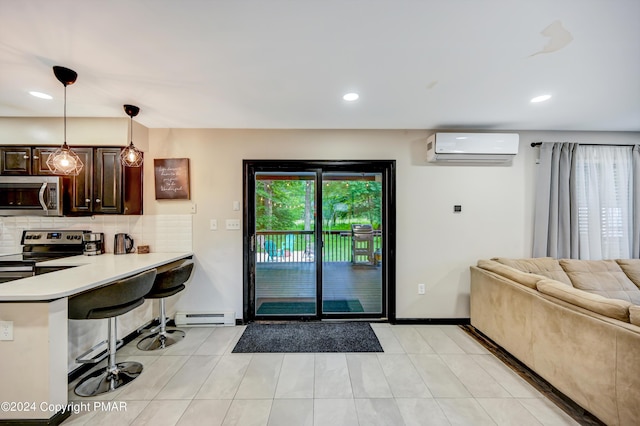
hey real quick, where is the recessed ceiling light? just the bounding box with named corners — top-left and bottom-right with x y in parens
top-left (530, 94), bottom-right (552, 103)
top-left (343, 92), bottom-right (359, 101)
top-left (29, 91), bottom-right (53, 100)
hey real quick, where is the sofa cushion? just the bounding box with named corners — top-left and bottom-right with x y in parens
top-left (492, 257), bottom-right (573, 285)
top-left (630, 305), bottom-right (640, 327)
top-left (477, 259), bottom-right (547, 289)
top-left (536, 279), bottom-right (632, 322)
top-left (559, 259), bottom-right (640, 304)
top-left (615, 259), bottom-right (640, 288)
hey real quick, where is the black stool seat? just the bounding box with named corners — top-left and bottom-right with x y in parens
top-left (69, 269), bottom-right (157, 397)
top-left (146, 262), bottom-right (194, 298)
top-left (137, 262), bottom-right (194, 351)
top-left (69, 270), bottom-right (155, 319)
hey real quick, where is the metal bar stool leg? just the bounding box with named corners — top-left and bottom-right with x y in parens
top-left (74, 318), bottom-right (144, 397)
top-left (137, 298), bottom-right (186, 351)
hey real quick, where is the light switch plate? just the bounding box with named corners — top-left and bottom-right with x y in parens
top-left (226, 219), bottom-right (240, 230)
top-left (210, 219), bottom-right (218, 230)
top-left (0, 320), bottom-right (14, 341)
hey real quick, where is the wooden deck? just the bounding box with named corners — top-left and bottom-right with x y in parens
top-left (255, 261), bottom-right (382, 314)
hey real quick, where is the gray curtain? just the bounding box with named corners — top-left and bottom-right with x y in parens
top-left (533, 142), bottom-right (579, 258)
top-left (633, 145), bottom-right (640, 258)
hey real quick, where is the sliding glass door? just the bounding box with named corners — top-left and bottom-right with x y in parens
top-left (243, 160), bottom-right (395, 321)
top-left (321, 172), bottom-right (383, 315)
top-left (253, 171), bottom-right (318, 316)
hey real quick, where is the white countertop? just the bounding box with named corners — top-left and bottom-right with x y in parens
top-left (0, 252), bottom-right (193, 302)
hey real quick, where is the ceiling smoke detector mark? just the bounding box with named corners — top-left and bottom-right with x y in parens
top-left (426, 81), bottom-right (438, 90)
top-left (530, 20), bottom-right (573, 56)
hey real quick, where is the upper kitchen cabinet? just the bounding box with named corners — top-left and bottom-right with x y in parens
top-left (0, 147), bottom-right (31, 174)
top-left (0, 147), bottom-right (58, 175)
top-left (1, 145), bottom-right (143, 215)
top-left (65, 147), bottom-right (142, 215)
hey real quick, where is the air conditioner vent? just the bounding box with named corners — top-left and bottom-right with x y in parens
top-left (426, 132), bottom-right (519, 164)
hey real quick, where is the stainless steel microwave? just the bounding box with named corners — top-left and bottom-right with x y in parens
top-left (0, 176), bottom-right (63, 216)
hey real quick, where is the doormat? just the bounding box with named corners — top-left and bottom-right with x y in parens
top-left (256, 299), bottom-right (365, 315)
top-left (232, 322), bottom-right (383, 353)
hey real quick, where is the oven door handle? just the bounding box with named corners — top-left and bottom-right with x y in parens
top-left (38, 182), bottom-right (48, 211)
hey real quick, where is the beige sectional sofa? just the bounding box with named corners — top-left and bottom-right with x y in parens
top-left (470, 257), bottom-right (640, 426)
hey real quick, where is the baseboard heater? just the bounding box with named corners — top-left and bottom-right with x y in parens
top-left (175, 311), bottom-right (235, 326)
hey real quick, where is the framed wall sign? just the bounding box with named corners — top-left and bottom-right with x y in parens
top-left (154, 158), bottom-right (191, 200)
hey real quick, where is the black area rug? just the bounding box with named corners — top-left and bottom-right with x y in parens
top-left (256, 299), bottom-right (365, 315)
top-left (232, 322), bottom-right (383, 353)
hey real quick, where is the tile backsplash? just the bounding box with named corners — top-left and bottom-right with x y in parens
top-left (0, 214), bottom-right (192, 254)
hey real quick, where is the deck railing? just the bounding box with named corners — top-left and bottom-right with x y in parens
top-left (256, 230), bottom-right (381, 263)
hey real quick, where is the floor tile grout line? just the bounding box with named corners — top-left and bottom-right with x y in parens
top-left (62, 323), bottom-right (583, 426)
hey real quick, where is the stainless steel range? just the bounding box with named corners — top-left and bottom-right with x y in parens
top-left (0, 229), bottom-right (90, 283)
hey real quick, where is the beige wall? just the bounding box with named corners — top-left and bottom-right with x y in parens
top-left (145, 128), bottom-right (639, 319)
top-left (0, 117), bottom-right (148, 150)
top-left (146, 128), bottom-right (518, 318)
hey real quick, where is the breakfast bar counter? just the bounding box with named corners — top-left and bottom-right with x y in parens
top-left (0, 252), bottom-right (193, 424)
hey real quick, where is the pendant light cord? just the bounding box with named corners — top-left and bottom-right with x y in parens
top-left (63, 83), bottom-right (67, 144)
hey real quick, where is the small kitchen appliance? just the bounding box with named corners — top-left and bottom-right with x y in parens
top-left (114, 233), bottom-right (134, 254)
top-left (0, 176), bottom-right (63, 216)
top-left (82, 232), bottom-right (104, 255)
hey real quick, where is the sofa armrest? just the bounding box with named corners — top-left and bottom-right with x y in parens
top-left (536, 279), bottom-right (631, 322)
top-left (477, 259), bottom-right (548, 289)
top-left (630, 305), bottom-right (640, 327)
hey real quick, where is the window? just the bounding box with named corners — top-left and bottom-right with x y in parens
top-left (575, 145), bottom-right (633, 259)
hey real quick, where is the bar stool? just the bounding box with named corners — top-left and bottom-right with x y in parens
top-left (137, 262), bottom-right (194, 351)
top-left (68, 269), bottom-right (157, 397)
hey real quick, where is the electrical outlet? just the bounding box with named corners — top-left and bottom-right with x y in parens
top-left (0, 321), bottom-right (14, 341)
top-left (190, 203), bottom-right (197, 214)
top-left (226, 219), bottom-right (240, 230)
top-left (210, 219), bottom-right (217, 230)
top-left (418, 283), bottom-right (426, 295)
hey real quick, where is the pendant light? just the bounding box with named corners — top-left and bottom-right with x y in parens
top-left (46, 66), bottom-right (84, 176)
top-left (120, 104), bottom-right (144, 167)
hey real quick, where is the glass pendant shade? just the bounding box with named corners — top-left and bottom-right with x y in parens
top-left (120, 104), bottom-right (144, 167)
top-left (48, 66), bottom-right (84, 176)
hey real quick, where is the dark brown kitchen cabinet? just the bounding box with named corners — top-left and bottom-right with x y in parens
top-left (0, 147), bottom-right (61, 175)
top-left (65, 147), bottom-right (142, 215)
top-left (32, 147), bottom-right (60, 175)
top-left (1, 145), bottom-right (142, 215)
top-left (0, 147), bottom-right (31, 174)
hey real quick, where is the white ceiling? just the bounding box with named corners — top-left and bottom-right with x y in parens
top-left (1, 0), bottom-right (639, 131)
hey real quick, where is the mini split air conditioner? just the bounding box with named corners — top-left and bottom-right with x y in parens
top-left (426, 132), bottom-right (519, 164)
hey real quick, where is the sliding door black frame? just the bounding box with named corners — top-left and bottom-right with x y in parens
top-left (242, 159), bottom-right (396, 323)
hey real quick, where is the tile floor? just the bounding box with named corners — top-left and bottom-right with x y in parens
top-left (62, 324), bottom-right (579, 425)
